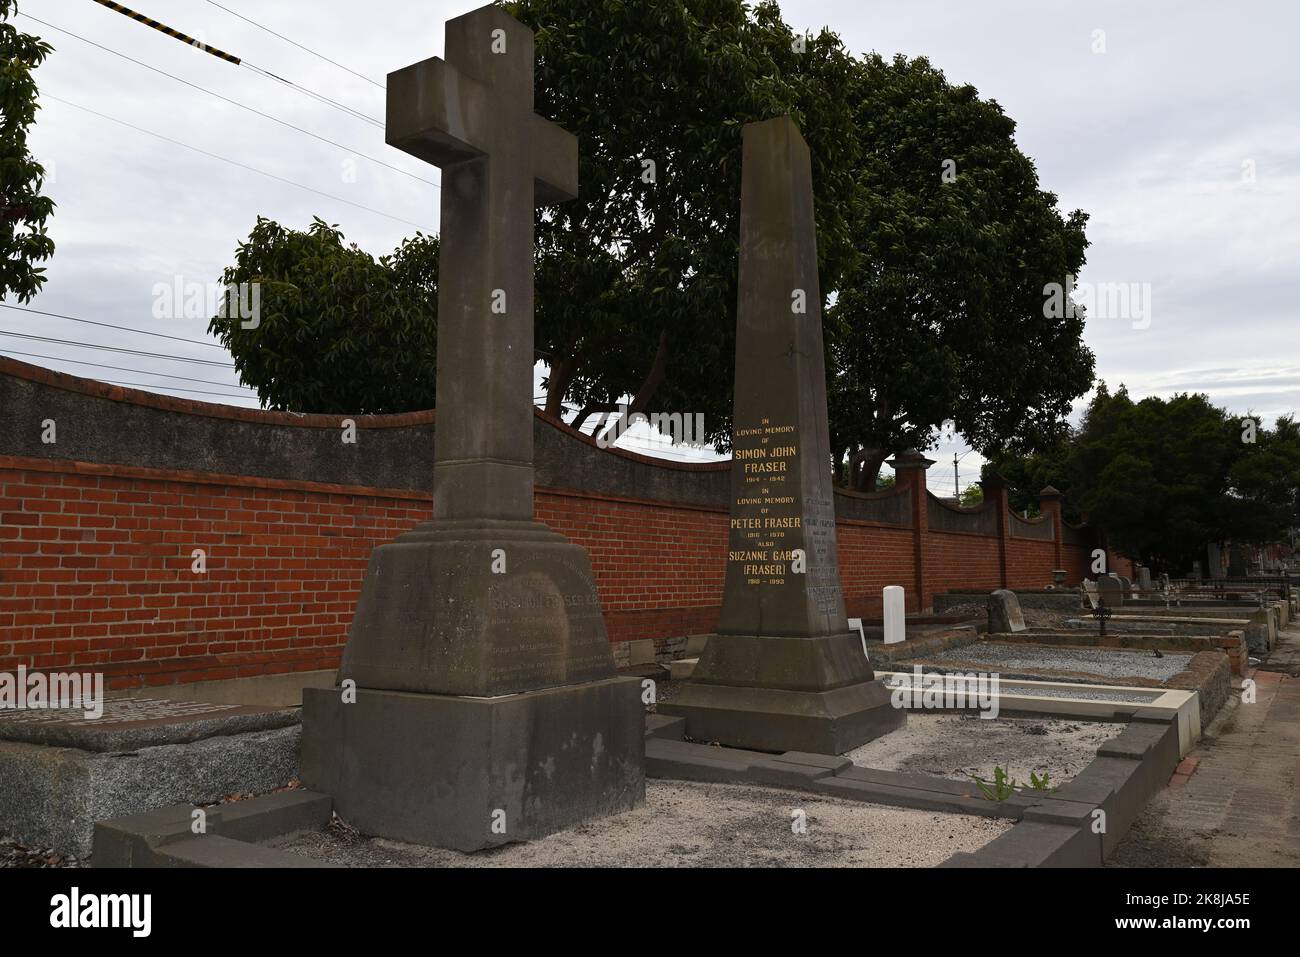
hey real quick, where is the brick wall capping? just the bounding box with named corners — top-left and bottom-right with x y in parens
top-left (886, 449), bottom-right (935, 470)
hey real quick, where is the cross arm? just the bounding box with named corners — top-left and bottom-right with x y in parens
top-left (386, 56), bottom-right (490, 167)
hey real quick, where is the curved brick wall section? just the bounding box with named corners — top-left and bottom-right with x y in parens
top-left (0, 357), bottom-right (1107, 686)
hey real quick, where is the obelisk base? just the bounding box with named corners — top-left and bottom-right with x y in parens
top-left (660, 633), bottom-right (905, 754)
top-left (301, 677), bottom-right (645, 852)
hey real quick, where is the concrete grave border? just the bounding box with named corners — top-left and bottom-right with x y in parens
top-left (645, 707), bottom-right (1181, 867)
top-left (91, 707), bottom-right (1180, 868)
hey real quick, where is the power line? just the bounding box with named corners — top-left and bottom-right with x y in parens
top-left (44, 94), bottom-right (427, 230)
top-left (203, 0), bottom-right (385, 90)
top-left (0, 347), bottom-right (249, 391)
top-left (1, 303), bottom-right (226, 349)
top-left (86, 0), bottom-right (382, 127)
top-left (101, 378), bottom-right (259, 400)
top-left (22, 14), bottom-right (434, 187)
top-left (89, 0), bottom-right (240, 64)
top-left (0, 328), bottom-right (236, 367)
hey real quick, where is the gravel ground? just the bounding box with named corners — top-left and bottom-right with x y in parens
top-left (267, 779), bottom-right (1012, 867)
top-left (923, 642), bottom-right (1191, 681)
top-left (847, 712), bottom-right (1125, 786)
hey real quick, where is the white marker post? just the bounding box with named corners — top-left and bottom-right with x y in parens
top-left (883, 586), bottom-right (906, 644)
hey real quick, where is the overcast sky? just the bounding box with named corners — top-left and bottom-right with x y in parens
top-left (8, 0), bottom-right (1298, 490)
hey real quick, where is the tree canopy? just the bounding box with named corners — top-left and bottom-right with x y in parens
top-left (1, 1), bottom-right (55, 303)
top-left (208, 217), bottom-right (438, 413)
top-left (208, 0), bottom-right (1093, 479)
top-left (829, 52), bottom-right (1093, 490)
top-left (987, 384), bottom-right (1300, 573)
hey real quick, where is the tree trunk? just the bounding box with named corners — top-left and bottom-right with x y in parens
top-left (852, 446), bottom-right (889, 492)
top-left (543, 349), bottom-right (579, 419)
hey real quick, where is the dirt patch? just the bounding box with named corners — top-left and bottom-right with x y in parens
top-left (847, 712), bottom-right (1125, 787)
top-left (267, 779), bottom-right (1011, 867)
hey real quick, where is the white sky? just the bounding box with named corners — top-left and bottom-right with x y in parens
top-left (9, 0), bottom-right (1299, 491)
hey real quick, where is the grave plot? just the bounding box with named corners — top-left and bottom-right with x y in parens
top-left (0, 697), bottom-right (300, 857)
top-left (262, 780), bottom-right (1012, 868)
top-left (846, 713), bottom-right (1126, 787)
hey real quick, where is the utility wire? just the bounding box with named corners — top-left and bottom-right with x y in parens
top-left (0, 329), bottom-right (236, 368)
top-left (1, 303), bottom-right (226, 350)
top-left (22, 14), bottom-right (434, 187)
top-left (202, 0), bottom-right (385, 89)
top-left (44, 94), bottom-right (427, 230)
top-left (101, 379), bottom-right (259, 400)
top-left (0, 347), bottom-right (249, 391)
top-left (86, 0), bottom-right (383, 127)
top-left (89, 0), bottom-right (240, 64)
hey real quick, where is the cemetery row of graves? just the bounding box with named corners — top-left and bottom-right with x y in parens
top-left (1, 6), bottom-right (1296, 870)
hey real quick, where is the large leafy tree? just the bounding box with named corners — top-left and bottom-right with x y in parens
top-left (1, 1), bottom-right (55, 302)
top-left (208, 217), bottom-right (437, 413)
top-left (509, 0), bottom-right (859, 444)
top-left (993, 383), bottom-right (1300, 573)
top-left (830, 53), bottom-right (1093, 490)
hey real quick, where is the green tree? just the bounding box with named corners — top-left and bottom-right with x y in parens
top-left (1, 1), bottom-right (55, 302)
top-left (509, 0), bottom-right (860, 444)
top-left (208, 217), bottom-right (438, 413)
top-left (830, 53), bottom-right (1093, 490)
top-left (1003, 384), bottom-right (1300, 574)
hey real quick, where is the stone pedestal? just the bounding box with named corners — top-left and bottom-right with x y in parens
top-left (662, 633), bottom-right (903, 754)
top-left (299, 7), bottom-right (644, 850)
top-left (301, 679), bottom-right (644, 852)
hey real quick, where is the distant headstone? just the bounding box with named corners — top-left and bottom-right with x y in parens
top-left (1118, 575), bottom-right (1133, 598)
top-left (301, 6), bottom-right (644, 852)
top-left (1097, 574), bottom-right (1124, 607)
top-left (661, 116), bottom-right (903, 755)
top-left (1081, 579), bottom-right (1099, 609)
top-left (1137, 567), bottom-right (1152, 592)
top-left (1207, 543), bottom-right (1224, 579)
top-left (883, 586), bottom-right (906, 644)
top-left (1227, 545), bottom-right (1248, 578)
top-left (988, 589), bottom-right (1026, 633)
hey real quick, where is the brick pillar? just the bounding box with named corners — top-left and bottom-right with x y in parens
top-left (888, 450), bottom-right (934, 612)
top-left (1039, 485), bottom-right (1065, 573)
top-left (980, 473), bottom-right (1010, 589)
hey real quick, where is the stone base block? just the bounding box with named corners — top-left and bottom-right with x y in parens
top-left (661, 679), bottom-right (903, 755)
top-left (300, 678), bottom-right (645, 852)
top-left (659, 631), bottom-right (905, 754)
top-left (0, 725), bottom-right (300, 857)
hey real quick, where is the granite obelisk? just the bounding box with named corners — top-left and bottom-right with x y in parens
top-left (301, 6), bottom-right (644, 851)
top-left (662, 117), bottom-right (904, 754)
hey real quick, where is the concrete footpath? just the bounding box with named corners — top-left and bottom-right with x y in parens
top-left (1110, 622), bottom-right (1300, 867)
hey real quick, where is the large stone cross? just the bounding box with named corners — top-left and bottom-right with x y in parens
top-left (386, 4), bottom-right (577, 522)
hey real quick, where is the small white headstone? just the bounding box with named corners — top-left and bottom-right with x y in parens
top-left (883, 586), bottom-right (906, 644)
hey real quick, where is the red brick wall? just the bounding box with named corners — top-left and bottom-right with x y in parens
top-left (1, 454), bottom-right (1110, 689)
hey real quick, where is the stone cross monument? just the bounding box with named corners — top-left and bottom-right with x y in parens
top-left (302, 5), bottom-right (644, 851)
top-left (662, 117), bottom-right (903, 754)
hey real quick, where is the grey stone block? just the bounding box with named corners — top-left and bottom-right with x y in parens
top-left (301, 679), bottom-right (645, 851)
top-left (0, 725), bottom-right (300, 857)
top-left (94, 790), bottom-right (334, 868)
top-left (644, 737), bottom-right (757, 783)
top-left (643, 714), bottom-right (686, 741)
top-left (155, 835), bottom-right (338, 868)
